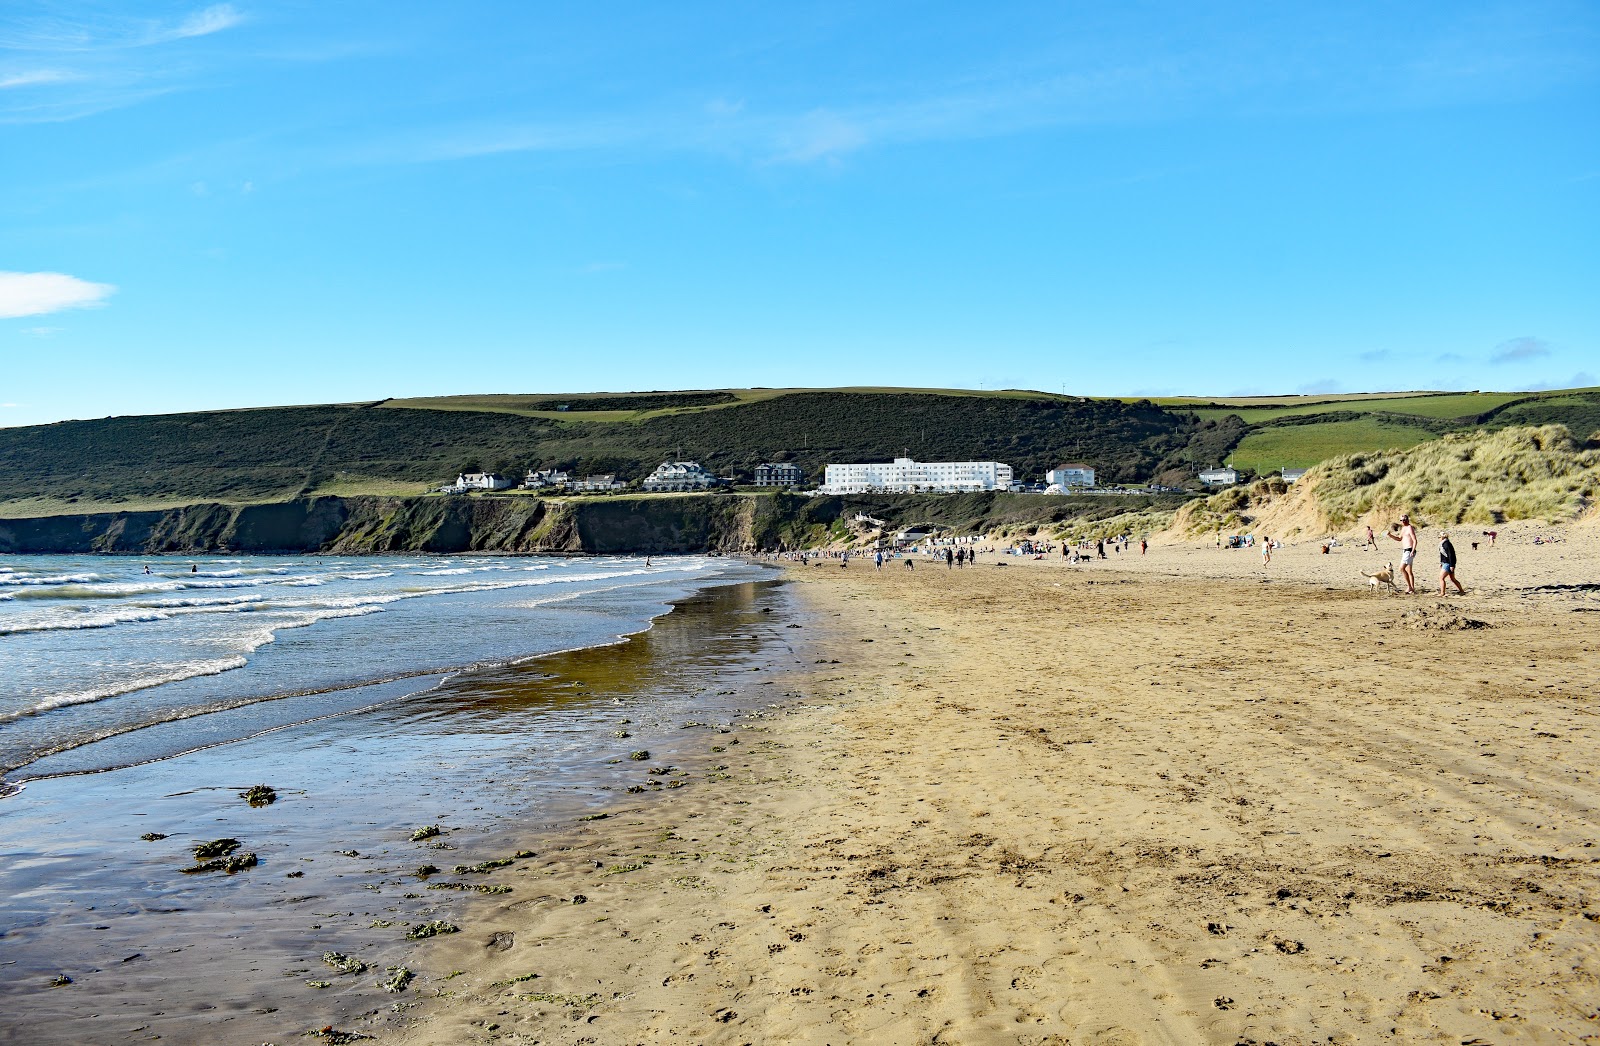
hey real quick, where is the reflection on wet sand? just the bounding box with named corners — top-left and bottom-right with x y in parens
top-left (0, 579), bottom-right (794, 1046)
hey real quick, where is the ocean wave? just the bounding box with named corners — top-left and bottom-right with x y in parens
top-left (417, 567), bottom-right (474, 576)
top-left (0, 572), bottom-right (101, 586)
top-left (23, 656), bottom-right (250, 715)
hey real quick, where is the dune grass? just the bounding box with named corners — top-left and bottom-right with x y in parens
top-left (1307, 425), bottom-right (1600, 526)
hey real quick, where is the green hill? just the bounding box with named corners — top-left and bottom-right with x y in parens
top-left (0, 389), bottom-right (1238, 516)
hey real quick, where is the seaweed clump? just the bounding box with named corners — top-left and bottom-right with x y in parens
top-left (405, 920), bottom-right (460, 940)
top-left (139, 832), bottom-right (167, 841)
top-left (411, 825), bottom-right (442, 841)
top-left (308, 1026), bottom-right (374, 1043)
top-left (240, 784), bottom-right (277, 807)
top-left (183, 838), bottom-right (257, 874)
top-left (379, 967), bottom-right (414, 992)
top-left (321, 952), bottom-right (368, 975)
top-left (453, 858), bottom-right (514, 875)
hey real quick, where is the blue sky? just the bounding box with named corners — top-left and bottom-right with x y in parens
top-left (2, 1), bottom-right (1597, 426)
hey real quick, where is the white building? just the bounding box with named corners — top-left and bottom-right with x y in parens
top-left (1045, 464), bottom-right (1096, 489)
top-left (442, 471), bottom-right (513, 493)
top-left (523, 468), bottom-right (571, 490)
top-left (1199, 467), bottom-right (1239, 487)
top-left (642, 461), bottom-right (720, 492)
top-left (821, 457), bottom-right (1014, 494)
top-left (572, 474), bottom-right (628, 492)
top-left (1281, 468), bottom-right (1308, 484)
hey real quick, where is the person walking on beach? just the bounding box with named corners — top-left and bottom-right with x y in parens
top-left (874, 549), bottom-right (883, 570)
top-left (944, 548), bottom-right (954, 569)
top-left (1439, 533), bottom-right (1465, 595)
top-left (1387, 513), bottom-right (1419, 594)
top-left (1365, 525), bottom-right (1377, 549)
top-left (1096, 538), bottom-right (1106, 560)
top-left (1140, 538), bottom-right (1147, 556)
top-left (1261, 535), bottom-right (1272, 565)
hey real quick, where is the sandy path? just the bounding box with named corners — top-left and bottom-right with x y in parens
top-left (392, 557), bottom-right (1599, 1046)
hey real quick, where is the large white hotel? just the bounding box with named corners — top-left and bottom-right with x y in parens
top-left (821, 457), bottom-right (1014, 494)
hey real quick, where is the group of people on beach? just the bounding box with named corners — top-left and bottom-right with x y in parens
top-left (1383, 512), bottom-right (1465, 596)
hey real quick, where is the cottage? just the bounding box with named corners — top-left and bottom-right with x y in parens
top-left (1199, 467), bottom-right (1239, 488)
top-left (753, 462), bottom-right (804, 488)
top-left (449, 471), bottom-right (513, 491)
top-left (523, 468), bottom-right (571, 490)
top-left (1281, 467), bottom-right (1308, 484)
top-left (572, 474), bottom-right (628, 493)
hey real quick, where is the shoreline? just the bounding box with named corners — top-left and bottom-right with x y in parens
top-left (0, 576), bottom-right (799, 1045)
top-left (381, 549), bottom-right (1598, 1045)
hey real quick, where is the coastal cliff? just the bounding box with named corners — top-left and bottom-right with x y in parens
top-left (0, 490), bottom-right (1178, 555)
top-left (0, 495), bottom-right (763, 556)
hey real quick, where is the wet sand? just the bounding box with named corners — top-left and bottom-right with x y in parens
top-left (387, 534), bottom-right (1599, 1045)
top-left (0, 579), bottom-right (798, 1046)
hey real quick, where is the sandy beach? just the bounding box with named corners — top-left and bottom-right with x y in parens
top-left (382, 529), bottom-right (1599, 1046)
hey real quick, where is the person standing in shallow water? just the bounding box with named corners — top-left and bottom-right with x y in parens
top-left (1439, 533), bottom-right (1465, 595)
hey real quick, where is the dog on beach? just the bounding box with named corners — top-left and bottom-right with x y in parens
top-left (1361, 563), bottom-right (1399, 594)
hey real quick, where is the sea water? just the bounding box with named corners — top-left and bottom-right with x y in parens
top-left (0, 552), bottom-right (762, 786)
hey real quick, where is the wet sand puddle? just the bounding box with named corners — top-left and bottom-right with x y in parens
top-left (0, 578), bottom-right (800, 1046)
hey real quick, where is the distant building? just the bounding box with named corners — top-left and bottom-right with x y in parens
top-left (1281, 468), bottom-right (1308, 484)
top-left (821, 457), bottom-right (1014, 494)
top-left (1045, 464), bottom-right (1096, 489)
top-left (572, 474), bottom-right (627, 492)
top-left (1199, 467), bottom-right (1239, 488)
top-left (444, 471), bottom-right (513, 492)
top-left (642, 461), bottom-right (721, 492)
top-left (753, 462), bottom-right (804, 488)
top-left (523, 468), bottom-right (570, 490)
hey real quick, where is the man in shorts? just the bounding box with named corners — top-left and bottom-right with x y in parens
top-left (1386, 512), bottom-right (1419, 594)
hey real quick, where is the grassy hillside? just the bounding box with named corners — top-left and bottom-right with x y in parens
top-left (0, 389), bottom-right (1235, 515)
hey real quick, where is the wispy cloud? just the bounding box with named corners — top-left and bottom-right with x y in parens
top-left (0, 69), bottom-right (78, 88)
top-left (169, 5), bottom-right (244, 42)
top-left (0, 271), bottom-right (115, 319)
top-left (0, 4), bottom-right (246, 123)
top-left (20, 325), bottom-right (62, 336)
top-left (1358, 349), bottom-right (1393, 363)
top-left (1491, 335), bottom-right (1551, 363)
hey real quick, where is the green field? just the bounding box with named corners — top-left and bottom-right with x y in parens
top-left (1228, 418), bottom-right (1436, 472)
top-left (1183, 391), bottom-right (1531, 424)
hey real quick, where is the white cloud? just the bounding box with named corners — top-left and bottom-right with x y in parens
top-left (0, 271), bottom-right (115, 319)
top-left (1491, 335), bottom-right (1551, 364)
top-left (0, 70), bottom-right (77, 89)
top-left (21, 325), bottom-right (63, 336)
top-left (169, 4), bottom-right (245, 42)
top-left (1298, 378), bottom-right (1342, 395)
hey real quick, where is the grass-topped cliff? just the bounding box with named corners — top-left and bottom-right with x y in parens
top-left (0, 389), bottom-right (1238, 516)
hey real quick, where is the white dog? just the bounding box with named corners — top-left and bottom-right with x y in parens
top-left (1361, 562), bottom-right (1398, 594)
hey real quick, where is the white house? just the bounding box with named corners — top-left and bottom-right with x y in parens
top-left (642, 461), bottom-right (721, 492)
top-left (523, 468), bottom-right (571, 490)
top-left (444, 471), bottom-right (513, 492)
top-left (571, 474), bottom-right (628, 492)
top-left (1199, 467), bottom-right (1239, 487)
top-left (1281, 468), bottom-right (1308, 484)
top-left (821, 457), bottom-right (1014, 494)
top-left (1045, 464), bottom-right (1095, 489)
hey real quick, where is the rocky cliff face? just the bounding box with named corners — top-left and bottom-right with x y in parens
top-left (0, 495), bottom-right (763, 555)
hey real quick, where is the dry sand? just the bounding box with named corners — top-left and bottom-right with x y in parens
top-left (388, 532), bottom-right (1600, 1046)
